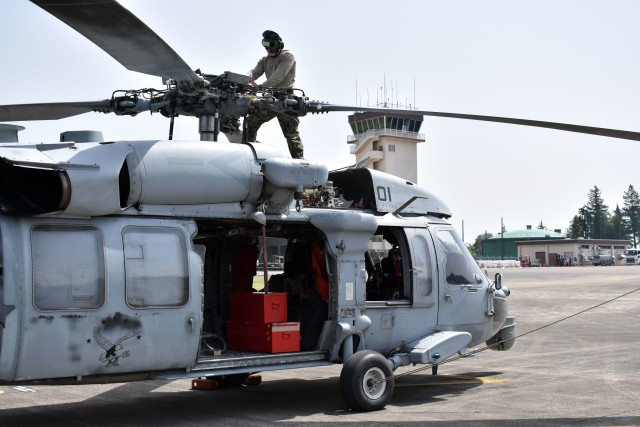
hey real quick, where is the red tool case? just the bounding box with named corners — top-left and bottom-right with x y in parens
top-left (226, 321), bottom-right (300, 353)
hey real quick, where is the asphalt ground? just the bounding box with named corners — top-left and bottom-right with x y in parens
top-left (1, 265), bottom-right (639, 426)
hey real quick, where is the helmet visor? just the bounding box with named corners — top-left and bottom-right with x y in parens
top-left (262, 38), bottom-right (280, 49)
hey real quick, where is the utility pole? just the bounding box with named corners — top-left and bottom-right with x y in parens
top-left (500, 217), bottom-right (504, 261)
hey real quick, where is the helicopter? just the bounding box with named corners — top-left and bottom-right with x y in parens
top-left (1, 0), bottom-right (640, 412)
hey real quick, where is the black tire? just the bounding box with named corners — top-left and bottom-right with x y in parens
top-left (339, 350), bottom-right (394, 411)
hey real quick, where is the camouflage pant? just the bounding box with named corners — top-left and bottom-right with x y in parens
top-left (243, 111), bottom-right (304, 159)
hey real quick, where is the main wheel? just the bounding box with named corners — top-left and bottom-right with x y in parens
top-left (339, 350), bottom-right (394, 411)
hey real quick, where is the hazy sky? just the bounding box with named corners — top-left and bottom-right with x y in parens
top-left (3, 0), bottom-right (640, 243)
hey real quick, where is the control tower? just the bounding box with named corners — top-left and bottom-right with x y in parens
top-left (347, 111), bottom-right (425, 183)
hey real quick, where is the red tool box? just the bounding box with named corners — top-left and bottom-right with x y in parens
top-left (229, 292), bottom-right (287, 323)
top-left (226, 321), bottom-right (300, 353)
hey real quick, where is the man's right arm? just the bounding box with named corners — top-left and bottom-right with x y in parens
top-left (247, 57), bottom-right (265, 83)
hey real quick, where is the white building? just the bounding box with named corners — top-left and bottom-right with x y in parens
top-left (347, 112), bottom-right (425, 183)
top-left (516, 238), bottom-right (629, 266)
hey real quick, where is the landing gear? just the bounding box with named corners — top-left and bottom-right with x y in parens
top-left (339, 350), bottom-right (394, 411)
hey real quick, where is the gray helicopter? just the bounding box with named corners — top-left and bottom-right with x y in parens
top-left (1, 0), bottom-right (639, 412)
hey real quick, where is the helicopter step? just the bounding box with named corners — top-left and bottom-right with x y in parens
top-left (408, 330), bottom-right (471, 365)
top-left (386, 330), bottom-right (472, 370)
top-left (156, 350), bottom-right (331, 380)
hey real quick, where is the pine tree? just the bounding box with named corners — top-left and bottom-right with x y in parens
top-left (566, 215), bottom-right (585, 238)
top-left (578, 206), bottom-right (592, 238)
top-left (585, 186), bottom-right (609, 239)
top-left (607, 204), bottom-right (627, 240)
top-left (622, 185), bottom-right (640, 247)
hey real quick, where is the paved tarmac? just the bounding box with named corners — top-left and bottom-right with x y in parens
top-left (1, 266), bottom-right (639, 426)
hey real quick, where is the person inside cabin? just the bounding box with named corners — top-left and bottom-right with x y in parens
top-left (380, 247), bottom-right (402, 299)
top-left (287, 273), bottom-right (326, 351)
top-left (283, 244), bottom-right (327, 351)
top-left (267, 273), bottom-right (286, 293)
top-left (366, 228), bottom-right (404, 300)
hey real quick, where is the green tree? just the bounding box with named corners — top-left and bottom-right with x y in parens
top-left (606, 204), bottom-right (627, 240)
top-left (468, 232), bottom-right (492, 258)
top-left (566, 215), bottom-right (585, 238)
top-left (578, 206), bottom-right (592, 238)
top-left (585, 186), bottom-right (609, 239)
top-left (623, 184), bottom-right (640, 247)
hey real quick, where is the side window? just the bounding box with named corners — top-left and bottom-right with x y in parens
top-left (32, 225), bottom-right (105, 310)
top-left (410, 233), bottom-right (433, 297)
top-left (124, 226), bottom-right (188, 308)
top-left (435, 229), bottom-right (481, 285)
top-left (365, 227), bottom-right (410, 301)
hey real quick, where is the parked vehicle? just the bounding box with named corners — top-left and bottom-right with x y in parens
top-left (624, 248), bottom-right (640, 264)
top-left (592, 255), bottom-right (615, 266)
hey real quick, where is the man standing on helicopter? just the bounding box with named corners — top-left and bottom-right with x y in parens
top-left (243, 30), bottom-right (304, 159)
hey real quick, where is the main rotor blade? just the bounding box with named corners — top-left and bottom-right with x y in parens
top-left (31, 0), bottom-right (201, 83)
top-left (315, 104), bottom-right (640, 142)
top-left (0, 101), bottom-right (112, 122)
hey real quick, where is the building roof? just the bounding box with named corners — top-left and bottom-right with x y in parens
top-left (488, 228), bottom-right (564, 240)
top-left (516, 238), bottom-right (629, 246)
top-left (348, 111), bottom-right (425, 122)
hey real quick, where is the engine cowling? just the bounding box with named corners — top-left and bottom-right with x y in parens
top-left (0, 140), bottom-right (327, 217)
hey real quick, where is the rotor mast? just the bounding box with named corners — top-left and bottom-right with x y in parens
top-left (199, 114), bottom-right (219, 142)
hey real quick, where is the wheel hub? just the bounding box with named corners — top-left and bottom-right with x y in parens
top-left (362, 367), bottom-right (386, 399)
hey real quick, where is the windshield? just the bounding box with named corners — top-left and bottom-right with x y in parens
top-left (434, 229), bottom-right (483, 285)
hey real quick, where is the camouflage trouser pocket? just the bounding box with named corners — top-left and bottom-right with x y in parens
top-left (277, 114), bottom-right (303, 159)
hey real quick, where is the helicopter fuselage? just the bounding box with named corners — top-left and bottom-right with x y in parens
top-left (0, 139), bottom-right (514, 388)
top-left (6, 0), bottom-right (640, 412)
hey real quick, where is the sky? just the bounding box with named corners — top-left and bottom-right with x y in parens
top-left (2, 0), bottom-right (640, 243)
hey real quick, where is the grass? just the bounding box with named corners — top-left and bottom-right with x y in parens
top-left (252, 275), bottom-right (265, 291)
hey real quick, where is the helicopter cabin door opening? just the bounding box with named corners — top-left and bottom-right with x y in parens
top-left (195, 222), bottom-right (331, 358)
top-left (363, 225), bottom-right (439, 353)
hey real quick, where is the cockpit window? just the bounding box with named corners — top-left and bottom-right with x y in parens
top-left (435, 229), bottom-right (482, 285)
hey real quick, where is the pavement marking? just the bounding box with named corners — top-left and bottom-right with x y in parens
top-left (397, 374), bottom-right (509, 387)
top-left (13, 386), bottom-right (36, 392)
